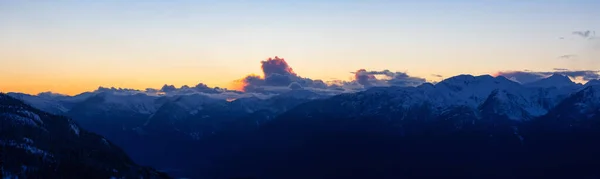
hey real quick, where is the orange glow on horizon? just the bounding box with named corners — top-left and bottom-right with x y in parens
top-left (229, 80), bottom-right (246, 92)
top-left (230, 73), bottom-right (263, 92)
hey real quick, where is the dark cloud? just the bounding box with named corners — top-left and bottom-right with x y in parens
top-left (553, 68), bottom-right (569, 71)
top-left (558, 54), bottom-right (577, 59)
top-left (351, 69), bottom-right (426, 87)
top-left (97, 87), bottom-right (141, 93)
top-left (37, 91), bottom-right (68, 97)
top-left (354, 69), bottom-right (377, 87)
top-left (193, 83), bottom-right (208, 89)
top-left (264, 73), bottom-right (293, 86)
top-left (572, 30), bottom-right (595, 39)
top-left (261, 56), bottom-right (296, 77)
top-left (494, 70), bottom-right (600, 83)
top-left (191, 83), bottom-right (220, 94)
top-left (145, 88), bottom-right (159, 93)
top-left (236, 57), bottom-right (347, 93)
top-left (494, 71), bottom-right (545, 84)
top-left (389, 74), bottom-right (427, 86)
top-left (138, 83), bottom-right (225, 95)
top-left (235, 57), bottom-right (427, 94)
top-left (296, 78), bottom-right (328, 89)
top-left (94, 87), bottom-right (147, 96)
top-left (558, 71), bottom-right (600, 81)
top-left (431, 74), bottom-right (443, 78)
top-left (160, 84), bottom-right (177, 92)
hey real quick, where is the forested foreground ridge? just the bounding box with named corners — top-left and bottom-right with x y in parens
top-left (0, 93), bottom-right (171, 179)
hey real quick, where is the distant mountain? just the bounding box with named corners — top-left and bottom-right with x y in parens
top-left (8, 74), bottom-right (600, 178)
top-left (7, 92), bottom-right (94, 115)
top-left (118, 90), bottom-right (327, 175)
top-left (478, 89), bottom-right (546, 120)
top-left (585, 79), bottom-right (600, 87)
top-left (0, 93), bottom-right (170, 178)
top-left (142, 89), bottom-right (324, 138)
top-left (6, 93), bottom-right (70, 115)
top-left (543, 85), bottom-right (600, 122)
top-left (525, 74), bottom-right (578, 88)
top-left (193, 81), bottom-right (600, 179)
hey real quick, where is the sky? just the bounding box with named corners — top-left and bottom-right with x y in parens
top-left (0, 0), bottom-right (599, 95)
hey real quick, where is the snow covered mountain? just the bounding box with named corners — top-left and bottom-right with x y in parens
top-left (0, 93), bottom-right (170, 178)
top-left (7, 74), bottom-right (600, 178)
top-left (192, 77), bottom-right (600, 179)
top-left (280, 74), bottom-right (574, 122)
top-left (138, 89), bottom-right (326, 142)
top-left (6, 93), bottom-right (70, 115)
top-left (543, 84), bottom-right (600, 122)
top-left (525, 73), bottom-right (579, 88)
top-left (585, 79), bottom-right (600, 87)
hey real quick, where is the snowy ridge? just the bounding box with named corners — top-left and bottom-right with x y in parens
top-left (525, 74), bottom-right (578, 88)
top-left (341, 74), bottom-right (591, 121)
top-left (97, 93), bottom-right (161, 114)
top-left (70, 122), bottom-right (80, 136)
top-left (16, 110), bottom-right (43, 124)
top-left (1, 113), bottom-right (43, 127)
top-left (7, 93), bottom-right (69, 114)
top-left (0, 140), bottom-right (55, 162)
top-left (570, 85), bottom-right (600, 114)
top-left (479, 89), bottom-right (547, 120)
top-left (7, 74), bottom-right (600, 126)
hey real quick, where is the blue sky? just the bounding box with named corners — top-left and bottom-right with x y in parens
top-left (0, 0), bottom-right (598, 94)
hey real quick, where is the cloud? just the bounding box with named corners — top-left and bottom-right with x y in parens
top-left (234, 56), bottom-right (429, 95)
top-left (572, 30), bottom-right (596, 39)
top-left (557, 71), bottom-right (600, 81)
top-left (431, 74), bottom-right (443, 78)
top-left (160, 84), bottom-right (177, 92)
top-left (558, 54), bottom-right (577, 59)
top-left (87, 57), bottom-right (427, 99)
top-left (493, 71), bottom-right (546, 84)
top-left (553, 68), bottom-right (569, 71)
top-left (573, 30), bottom-right (594, 38)
top-left (235, 56), bottom-right (352, 94)
top-left (261, 56), bottom-right (296, 78)
top-left (192, 83), bottom-right (221, 94)
top-left (353, 69), bottom-right (378, 87)
top-left (351, 69), bottom-right (426, 87)
top-left (493, 70), bottom-right (600, 83)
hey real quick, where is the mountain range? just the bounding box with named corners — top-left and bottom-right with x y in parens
top-left (0, 93), bottom-right (170, 179)
top-left (4, 73), bottom-right (600, 178)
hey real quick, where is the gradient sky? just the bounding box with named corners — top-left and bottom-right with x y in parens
top-left (1, 0), bottom-right (599, 95)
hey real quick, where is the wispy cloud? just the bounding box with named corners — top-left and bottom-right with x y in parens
top-left (558, 54), bottom-right (578, 59)
top-left (572, 30), bottom-right (596, 39)
top-left (351, 69), bottom-right (426, 88)
top-left (553, 68), bottom-right (569, 71)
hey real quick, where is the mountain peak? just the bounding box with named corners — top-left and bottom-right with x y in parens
top-left (478, 89), bottom-right (546, 120)
top-left (548, 73), bottom-right (572, 81)
top-left (526, 74), bottom-right (575, 88)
